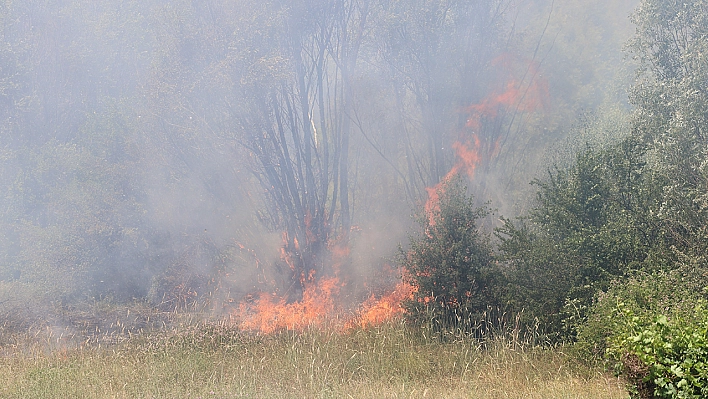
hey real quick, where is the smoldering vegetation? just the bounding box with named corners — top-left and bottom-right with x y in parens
top-left (0, 0), bottom-right (637, 343)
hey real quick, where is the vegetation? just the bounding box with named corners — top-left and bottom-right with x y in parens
top-left (483, 0), bottom-right (708, 396)
top-left (0, 321), bottom-right (626, 399)
top-left (606, 303), bottom-right (708, 399)
top-left (400, 177), bottom-right (502, 333)
top-left (496, 137), bottom-right (658, 339)
top-left (4, 0), bottom-right (708, 397)
top-left (0, 0), bottom-right (635, 320)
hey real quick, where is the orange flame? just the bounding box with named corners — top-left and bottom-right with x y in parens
top-left (236, 274), bottom-right (415, 333)
top-left (354, 280), bottom-right (416, 328)
top-left (237, 275), bottom-right (341, 333)
top-left (424, 53), bottom-right (548, 224)
top-left (236, 231), bottom-right (415, 333)
top-left (424, 136), bottom-right (482, 225)
top-left (464, 53), bottom-right (548, 159)
top-left (451, 137), bottom-right (481, 178)
top-left (236, 230), bottom-right (344, 333)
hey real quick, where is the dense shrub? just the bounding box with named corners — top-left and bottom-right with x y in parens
top-left (495, 138), bottom-right (663, 339)
top-left (574, 261), bottom-right (708, 397)
top-left (495, 0), bottom-right (708, 344)
top-left (401, 176), bottom-right (503, 333)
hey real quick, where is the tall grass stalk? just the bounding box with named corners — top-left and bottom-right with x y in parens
top-left (0, 319), bottom-right (626, 398)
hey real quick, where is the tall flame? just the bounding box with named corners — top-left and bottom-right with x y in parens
top-left (424, 136), bottom-right (482, 224)
top-left (425, 53), bottom-right (548, 223)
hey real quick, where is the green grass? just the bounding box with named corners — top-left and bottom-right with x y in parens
top-left (0, 321), bottom-right (627, 398)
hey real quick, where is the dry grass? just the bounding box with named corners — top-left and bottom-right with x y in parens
top-left (0, 320), bottom-right (627, 398)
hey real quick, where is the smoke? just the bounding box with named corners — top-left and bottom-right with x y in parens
top-left (0, 0), bottom-right (639, 339)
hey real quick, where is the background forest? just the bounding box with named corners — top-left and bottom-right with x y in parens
top-left (2, 0), bottom-right (707, 397)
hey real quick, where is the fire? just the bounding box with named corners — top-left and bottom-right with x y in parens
top-left (424, 53), bottom-right (549, 223)
top-left (236, 273), bottom-right (415, 333)
top-left (354, 280), bottom-right (416, 328)
top-left (452, 138), bottom-right (481, 178)
top-left (238, 275), bottom-right (341, 333)
top-left (235, 53), bottom-right (549, 335)
top-left (235, 232), bottom-right (414, 333)
top-left (424, 136), bottom-right (482, 224)
top-left (464, 53), bottom-right (548, 162)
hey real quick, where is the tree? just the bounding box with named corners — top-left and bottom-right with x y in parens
top-left (629, 0), bottom-right (708, 263)
top-left (401, 176), bottom-right (498, 331)
top-left (376, 0), bottom-right (509, 194)
top-left (497, 0), bottom-right (708, 341)
top-left (230, 0), bottom-right (371, 299)
top-left (574, 1), bottom-right (708, 386)
top-left (496, 138), bottom-right (666, 338)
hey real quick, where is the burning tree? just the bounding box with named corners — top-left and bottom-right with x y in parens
top-left (401, 176), bottom-right (500, 331)
top-left (234, 0), bottom-right (369, 300)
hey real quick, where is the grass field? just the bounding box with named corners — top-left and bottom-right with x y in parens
top-left (0, 319), bottom-right (627, 399)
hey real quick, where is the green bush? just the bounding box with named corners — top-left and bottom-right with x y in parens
top-left (606, 302), bottom-right (708, 399)
top-left (400, 176), bottom-right (502, 333)
top-left (496, 138), bottom-right (661, 340)
top-left (576, 262), bottom-right (708, 360)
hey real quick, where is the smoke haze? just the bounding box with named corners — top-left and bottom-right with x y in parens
top-left (0, 0), bottom-right (638, 335)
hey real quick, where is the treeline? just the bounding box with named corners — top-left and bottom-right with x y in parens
top-left (400, 1), bottom-right (708, 396)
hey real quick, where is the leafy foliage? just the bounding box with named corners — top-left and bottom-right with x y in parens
top-left (497, 0), bottom-right (708, 344)
top-left (607, 302), bottom-right (708, 399)
top-left (577, 261), bottom-right (708, 359)
top-left (401, 177), bottom-right (500, 331)
top-left (629, 0), bottom-right (708, 264)
top-left (496, 137), bottom-right (665, 339)
top-left (574, 0), bottom-right (708, 365)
